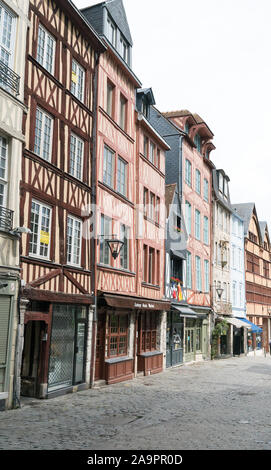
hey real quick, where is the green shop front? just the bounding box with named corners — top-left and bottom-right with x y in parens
top-left (166, 304), bottom-right (209, 366)
top-left (184, 307), bottom-right (209, 363)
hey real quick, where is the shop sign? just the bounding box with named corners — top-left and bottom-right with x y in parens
top-left (134, 302), bottom-right (155, 309)
top-left (40, 230), bottom-right (49, 245)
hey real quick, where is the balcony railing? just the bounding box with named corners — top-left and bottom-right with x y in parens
top-left (0, 207), bottom-right (14, 231)
top-left (0, 59), bottom-right (20, 96)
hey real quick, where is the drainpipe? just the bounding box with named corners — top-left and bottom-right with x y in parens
top-left (89, 50), bottom-right (100, 389)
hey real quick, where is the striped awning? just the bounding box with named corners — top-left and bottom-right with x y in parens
top-left (219, 317), bottom-right (250, 329)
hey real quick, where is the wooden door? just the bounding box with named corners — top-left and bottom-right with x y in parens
top-left (95, 315), bottom-right (105, 381)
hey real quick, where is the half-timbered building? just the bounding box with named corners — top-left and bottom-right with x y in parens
top-left (82, 1), bottom-right (170, 385)
top-left (233, 203), bottom-right (270, 355)
top-left (20, 0), bottom-right (105, 399)
top-left (0, 0), bottom-right (29, 411)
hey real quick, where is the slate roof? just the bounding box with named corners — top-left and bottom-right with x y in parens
top-left (165, 183), bottom-right (177, 218)
top-left (259, 221), bottom-right (270, 244)
top-left (231, 203), bottom-right (256, 237)
top-left (82, 0), bottom-right (133, 46)
top-left (212, 169), bottom-right (232, 213)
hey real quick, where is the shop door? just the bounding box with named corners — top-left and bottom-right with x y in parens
top-left (74, 321), bottom-right (86, 384)
top-left (202, 323), bottom-right (208, 359)
top-left (48, 306), bottom-right (75, 392)
top-left (185, 327), bottom-right (195, 362)
top-left (95, 315), bottom-right (105, 381)
top-left (166, 312), bottom-right (183, 367)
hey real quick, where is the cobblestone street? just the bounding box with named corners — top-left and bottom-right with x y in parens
top-left (1, 355), bottom-right (271, 450)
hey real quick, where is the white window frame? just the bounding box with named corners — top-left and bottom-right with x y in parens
top-left (70, 133), bottom-right (84, 181)
top-left (0, 135), bottom-right (8, 208)
top-left (107, 16), bottom-right (117, 48)
top-left (195, 255), bottom-right (202, 291)
top-left (120, 224), bottom-right (129, 270)
top-left (117, 156), bottom-right (127, 197)
top-left (71, 58), bottom-right (85, 102)
top-left (100, 214), bottom-right (112, 265)
top-left (204, 260), bottom-right (209, 293)
top-left (29, 200), bottom-right (52, 259)
top-left (0, 1), bottom-right (16, 70)
top-left (120, 35), bottom-right (128, 62)
top-left (203, 216), bottom-right (209, 245)
top-left (66, 215), bottom-right (82, 267)
top-left (36, 23), bottom-right (56, 75)
top-left (103, 145), bottom-right (115, 188)
top-left (34, 107), bottom-right (53, 162)
top-left (195, 209), bottom-right (201, 240)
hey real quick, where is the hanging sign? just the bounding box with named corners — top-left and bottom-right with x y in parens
top-left (72, 71), bottom-right (78, 84)
top-left (40, 230), bottom-right (50, 245)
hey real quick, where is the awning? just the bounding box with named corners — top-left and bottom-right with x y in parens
top-left (103, 293), bottom-right (171, 311)
top-left (237, 317), bottom-right (263, 333)
top-left (221, 317), bottom-right (250, 329)
top-left (170, 249), bottom-right (187, 260)
top-left (172, 305), bottom-right (198, 318)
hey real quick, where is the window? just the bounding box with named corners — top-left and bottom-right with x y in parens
top-left (150, 192), bottom-right (155, 221)
top-left (0, 2), bottom-right (16, 91)
top-left (186, 251), bottom-right (192, 289)
top-left (119, 94), bottom-right (127, 130)
top-left (120, 36), bottom-right (128, 63)
top-left (103, 145), bottom-right (114, 188)
top-left (195, 256), bottom-right (202, 291)
top-left (34, 107), bottom-right (53, 162)
top-left (143, 136), bottom-right (148, 157)
top-left (107, 17), bottom-right (117, 48)
top-left (29, 200), bottom-right (51, 258)
top-left (203, 216), bottom-right (209, 245)
top-left (185, 159), bottom-right (192, 186)
top-left (232, 245), bottom-right (236, 269)
top-left (100, 214), bottom-right (112, 265)
top-left (120, 224), bottom-right (129, 270)
top-left (71, 59), bottom-right (85, 102)
top-left (185, 201), bottom-right (191, 236)
top-left (143, 244), bottom-right (148, 281)
top-left (232, 281), bottom-right (237, 306)
top-left (149, 142), bottom-right (155, 165)
top-left (203, 178), bottom-right (209, 202)
top-left (117, 157), bottom-right (127, 197)
top-left (195, 209), bottom-right (201, 240)
top-left (204, 260), bottom-right (209, 293)
top-left (0, 135), bottom-right (8, 207)
top-left (194, 134), bottom-right (201, 153)
top-left (106, 80), bottom-right (114, 117)
top-left (143, 187), bottom-right (148, 217)
top-left (106, 314), bottom-right (128, 358)
top-left (37, 24), bottom-right (56, 74)
top-left (67, 215), bottom-right (82, 267)
top-left (157, 149), bottom-right (160, 169)
top-left (148, 247), bottom-right (155, 284)
top-left (156, 196), bottom-right (160, 224)
top-left (70, 133), bottom-right (84, 180)
top-left (195, 169), bottom-right (201, 194)
top-left (239, 283), bottom-right (243, 306)
top-left (139, 312), bottom-right (157, 353)
top-left (263, 260), bottom-right (269, 278)
top-left (172, 258), bottom-right (182, 281)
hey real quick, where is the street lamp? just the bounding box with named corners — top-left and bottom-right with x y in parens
top-left (106, 237), bottom-right (124, 260)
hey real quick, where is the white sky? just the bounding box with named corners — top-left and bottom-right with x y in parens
top-left (75, 0), bottom-right (271, 229)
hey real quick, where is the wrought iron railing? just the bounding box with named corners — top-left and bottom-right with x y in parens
top-left (0, 207), bottom-right (14, 231)
top-left (0, 59), bottom-right (20, 96)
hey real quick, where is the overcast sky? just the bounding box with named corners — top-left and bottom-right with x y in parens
top-left (75, 0), bottom-right (271, 229)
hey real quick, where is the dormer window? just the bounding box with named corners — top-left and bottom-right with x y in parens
top-left (218, 172), bottom-right (228, 199)
top-left (185, 122), bottom-right (190, 134)
top-left (142, 99), bottom-right (148, 119)
top-left (107, 16), bottom-right (117, 48)
top-left (120, 35), bottom-right (128, 63)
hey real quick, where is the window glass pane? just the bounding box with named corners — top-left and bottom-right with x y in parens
top-left (117, 157), bottom-right (127, 196)
top-left (103, 146), bottom-right (114, 188)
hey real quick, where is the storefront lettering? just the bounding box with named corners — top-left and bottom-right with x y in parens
top-left (134, 302), bottom-right (155, 309)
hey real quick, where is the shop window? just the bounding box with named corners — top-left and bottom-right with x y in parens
top-left (106, 314), bottom-right (128, 358)
top-left (139, 312), bottom-right (158, 352)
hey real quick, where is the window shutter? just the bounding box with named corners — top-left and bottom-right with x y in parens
top-left (0, 296), bottom-right (11, 365)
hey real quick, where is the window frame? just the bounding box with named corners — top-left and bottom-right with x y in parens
top-left (119, 223), bottom-right (129, 270)
top-left (36, 23), bottom-right (56, 75)
top-left (195, 209), bottom-right (201, 240)
top-left (34, 106), bottom-right (53, 162)
top-left (66, 214), bottom-right (82, 267)
top-left (106, 313), bottom-right (128, 358)
top-left (119, 94), bottom-right (127, 131)
top-left (100, 214), bottom-right (112, 266)
top-left (0, 135), bottom-right (8, 208)
top-left (70, 58), bottom-right (85, 103)
top-left (185, 159), bottom-right (192, 186)
top-left (29, 199), bottom-right (52, 260)
top-left (69, 132), bottom-right (84, 181)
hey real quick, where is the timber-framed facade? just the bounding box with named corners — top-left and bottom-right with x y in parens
top-left (20, 0), bottom-right (105, 399)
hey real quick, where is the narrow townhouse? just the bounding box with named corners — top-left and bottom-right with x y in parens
top-left (19, 0), bottom-right (105, 399)
top-left (159, 110), bottom-right (215, 363)
top-left (82, 1), bottom-right (170, 384)
top-left (233, 203), bottom-right (270, 355)
top-left (0, 0), bottom-right (29, 410)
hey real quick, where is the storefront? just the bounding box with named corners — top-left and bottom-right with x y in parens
top-left (166, 308), bottom-right (184, 368)
top-left (96, 294), bottom-right (170, 384)
top-left (184, 308), bottom-right (209, 363)
top-left (0, 277), bottom-right (19, 410)
top-left (237, 318), bottom-right (263, 355)
top-left (21, 299), bottom-right (91, 399)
